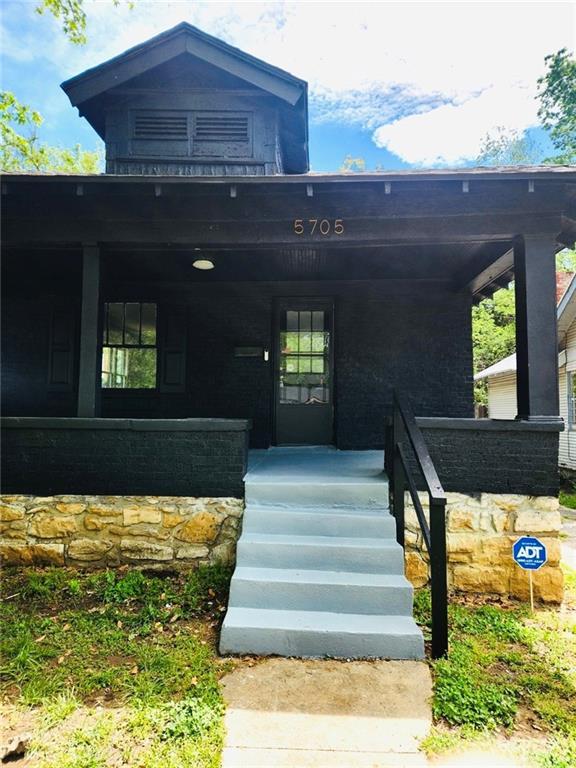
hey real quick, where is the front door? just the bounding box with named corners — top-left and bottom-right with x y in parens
top-left (274, 299), bottom-right (334, 444)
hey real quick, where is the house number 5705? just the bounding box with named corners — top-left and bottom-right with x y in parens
top-left (293, 219), bottom-right (344, 236)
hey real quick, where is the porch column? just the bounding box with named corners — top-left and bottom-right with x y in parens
top-left (514, 234), bottom-right (560, 421)
top-left (77, 244), bottom-right (101, 417)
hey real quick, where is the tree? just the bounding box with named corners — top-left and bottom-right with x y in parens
top-left (0, 91), bottom-right (102, 173)
top-left (339, 155), bottom-right (366, 173)
top-left (537, 48), bottom-right (576, 164)
top-left (472, 286), bottom-right (516, 405)
top-left (36, 0), bottom-right (132, 45)
top-left (476, 127), bottom-right (542, 166)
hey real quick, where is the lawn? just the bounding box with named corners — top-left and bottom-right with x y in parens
top-left (0, 565), bottom-right (236, 768)
top-left (2, 564), bottom-right (575, 767)
top-left (417, 566), bottom-right (576, 767)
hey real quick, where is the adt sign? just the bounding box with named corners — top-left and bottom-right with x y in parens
top-left (513, 536), bottom-right (547, 571)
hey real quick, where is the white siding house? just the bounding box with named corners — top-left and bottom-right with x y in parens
top-left (476, 275), bottom-right (576, 473)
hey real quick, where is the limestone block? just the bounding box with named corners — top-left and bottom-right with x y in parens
top-left (538, 537), bottom-right (561, 566)
top-left (447, 533), bottom-right (478, 563)
top-left (175, 511), bottom-right (220, 544)
top-left (448, 493), bottom-right (483, 508)
top-left (514, 509), bottom-right (562, 534)
top-left (404, 529), bottom-right (420, 547)
top-left (210, 541), bottom-right (236, 566)
top-left (490, 510), bottom-right (510, 534)
top-left (447, 507), bottom-right (481, 532)
top-left (55, 503), bottom-right (86, 515)
top-left (31, 497), bottom-right (55, 506)
top-left (0, 542), bottom-right (65, 566)
top-left (0, 522), bottom-right (27, 540)
top-left (67, 538), bottom-right (114, 561)
top-left (491, 495), bottom-right (522, 513)
top-left (452, 565), bottom-right (509, 595)
top-left (480, 537), bottom-right (516, 565)
top-left (509, 566), bottom-right (563, 603)
top-left (83, 515), bottom-right (118, 531)
top-left (159, 504), bottom-right (179, 514)
top-left (405, 552), bottom-right (429, 588)
top-left (87, 505), bottom-right (121, 517)
top-left (29, 514), bottom-right (79, 539)
top-left (123, 507), bottom-right (161, 526)
top-left (0, 504), bottom-right (25, 522)
top-left (120, 539), bottom-right (173, 561)
top-left (176, 544), bottom-right (209, 560)
top-left (530, 496), bottom-right (560, 513)
top-left (162, 512), bottom-right (186, 528)
top-left (108, 524), bottom-right (170, 540)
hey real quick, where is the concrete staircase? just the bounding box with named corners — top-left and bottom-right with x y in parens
top-left (219, 449), bottom-right (424, 659)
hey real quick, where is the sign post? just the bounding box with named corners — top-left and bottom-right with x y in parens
top-left (512, 536), bottom-right (547, 612)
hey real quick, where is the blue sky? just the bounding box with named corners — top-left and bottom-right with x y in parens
top-left (1, 1), bottom-right (573, 171)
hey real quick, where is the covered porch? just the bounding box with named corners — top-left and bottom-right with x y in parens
top-left (3, 168), bottom-right (574, 499)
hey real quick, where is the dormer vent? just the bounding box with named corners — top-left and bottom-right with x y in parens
top-left (194, 114), bottom-right (249, 143)
top-left (133, 112), bottom-right (188, 140)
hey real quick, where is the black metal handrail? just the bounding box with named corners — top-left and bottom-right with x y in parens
top-left (385, 391), bottom-right (448, 659)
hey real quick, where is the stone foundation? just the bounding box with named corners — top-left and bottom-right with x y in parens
top-left (0, 491), bottom-right (564, 603)
top-left (404, 492), bottom-right (564, 603)
top-left (0, 495), bottom-right (243, 569)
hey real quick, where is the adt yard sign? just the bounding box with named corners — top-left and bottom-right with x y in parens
top-left (513, 536), bottom-right (547, 571)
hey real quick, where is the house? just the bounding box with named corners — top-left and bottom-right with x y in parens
top-left (2, 23), bottom-right (575, 658)
top-left (476, 273), bottom-right (576, 475)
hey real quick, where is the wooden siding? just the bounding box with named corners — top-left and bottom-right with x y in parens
top-left (560, 319), bottom-right (576, 470)
top-left (487, 373), bottom-right (517, 419)
top-left (486, 315), bottom-right (576, 471)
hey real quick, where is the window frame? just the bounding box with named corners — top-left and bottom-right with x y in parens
top-left (101, 301), bottom-right (158, 391)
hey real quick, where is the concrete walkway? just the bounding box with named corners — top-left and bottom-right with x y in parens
top-left (221, 658), bottom-right (432, 767)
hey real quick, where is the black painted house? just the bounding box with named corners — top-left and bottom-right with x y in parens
top-left (2, 22), bottom-right (576, 499)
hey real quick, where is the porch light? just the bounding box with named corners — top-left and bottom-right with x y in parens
top-left (192, 259), bottom-right (215, 270)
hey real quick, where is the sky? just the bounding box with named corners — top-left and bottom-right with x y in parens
top-left (1, 1), bottom-right (574, 171)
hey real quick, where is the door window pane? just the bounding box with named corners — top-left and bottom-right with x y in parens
top-left (279, 308), bottom-right (330, 405)
top-left (141, 303), bottom-right (157, 345)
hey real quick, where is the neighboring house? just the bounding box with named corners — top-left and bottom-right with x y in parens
top-left (476, 273), bottom-right (576, 474)
top-left (1, 23), bottom-right (575, 657)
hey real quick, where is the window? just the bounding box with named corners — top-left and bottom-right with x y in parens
top-left (569, 372), bottom-right (576, 429)
top-left (102, 302), bottom-right (157, 389)
top-left (279, 309), bottom-right (330, 405)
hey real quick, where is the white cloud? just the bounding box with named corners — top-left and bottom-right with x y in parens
top-left (2, 0), bottom-right (574, 165)
top-left (373, 81), bottom-right (541, 165)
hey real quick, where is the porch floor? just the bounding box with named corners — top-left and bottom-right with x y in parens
top-left (246, 446), bottom-right (386, 485)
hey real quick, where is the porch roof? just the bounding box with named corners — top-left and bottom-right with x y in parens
top-left (3, 165), bottom-right (576, 301)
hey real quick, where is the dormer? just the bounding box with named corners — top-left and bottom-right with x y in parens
top-left (61, 23), bottom-right (308, 176)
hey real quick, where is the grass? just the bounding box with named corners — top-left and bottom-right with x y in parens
top-left (417, 566), bottom-right (576, 767)
top-left (0, 564), bottom-right (234, 768)
top-left (559, 478), bottom-right (576, 510)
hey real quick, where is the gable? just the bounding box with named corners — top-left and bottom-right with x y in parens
top-left (62, 23), bottom-right (306, 108)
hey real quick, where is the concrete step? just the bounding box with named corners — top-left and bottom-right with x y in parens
top-left (245, 478), bottom-right (389, 509)
top-left (229, 567), bottom-right (414, 614)
top-left (219, 607), bottom-right (425, 659)
top-left (237, 533), bottom-right (405, 573)
top-left (242, 505), bottom-right (396, 538)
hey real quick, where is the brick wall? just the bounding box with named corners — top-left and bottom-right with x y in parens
top-left (416, 420), bottom-right (561, 497)
top-left (2, 267), bottom-right (474, 449)
top-left (1, 419), bottom-right (250, 497)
